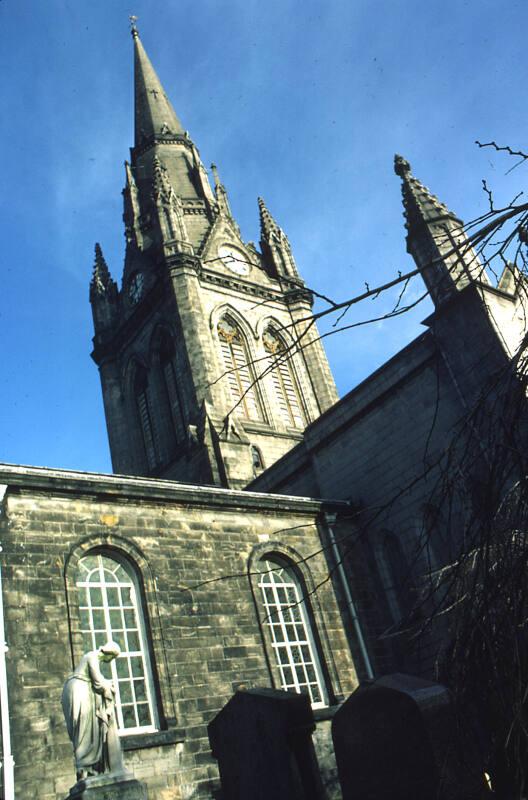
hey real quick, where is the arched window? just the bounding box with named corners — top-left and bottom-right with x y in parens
top-left (217, 316), bottom-right (264, 421)
top-left (376, 534), bottom-right (411, 624)
top-left (258, 556), bottom-right (327, 708)
top-left (262, 329), bottom-right (305, 429)
top-left (158, 333), bottom-right (186, 446)
top-left (134, 366), bottom-right (159, 470)
top-left (76, 551), bottom-right (158, 734)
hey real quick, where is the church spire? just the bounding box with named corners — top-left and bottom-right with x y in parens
top-left (394, 155), bottom-right (487, 305)
top-left (132, 24), bottom-right (185, 146)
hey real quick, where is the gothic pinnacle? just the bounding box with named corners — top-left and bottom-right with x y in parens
top-left (258, 196), bottom-right (281, 241)
top-left (90, 243), bottom-right (115, 300)
top-left (394, 154), bottom-right (460, 232)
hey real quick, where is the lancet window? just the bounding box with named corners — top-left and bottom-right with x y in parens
top-left (217, 316), bottom-right (264, 421)
top-left (262, 329), bottom-right (305, 429)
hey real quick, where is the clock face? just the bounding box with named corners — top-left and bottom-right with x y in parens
top-left (218, 244), bottom-right (250, 276)
top-left (128, 272), bottom-right (145, 304)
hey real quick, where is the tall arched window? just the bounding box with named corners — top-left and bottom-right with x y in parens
top-left (217, 316), bottom-right (264, 421)
top-left (258, 556), bottom-right (327, 708)
top-left (134, 366), bottom-right (159, 470)
top-left (262, 329), bottom-right (305, 429)
top-left (76, 552), bottom-right (158, 734)
top-left (158, 333), bottom-right (186, 446)
top-left (376, 534), bottom-right (411, 624)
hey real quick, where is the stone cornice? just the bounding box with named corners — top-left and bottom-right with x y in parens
top-left (0, 463), bottom-right (348, 515)
top-left (200, 268), bottom-right (286, 304)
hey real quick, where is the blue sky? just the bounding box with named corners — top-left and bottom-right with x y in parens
top-left (1, 0), bottom-right (527, 473)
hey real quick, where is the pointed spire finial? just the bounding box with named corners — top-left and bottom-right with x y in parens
top-left (394, 154), bottom-right (411, 177)
top-left (129, 15), bottom-right (139, 39)
top-left (211, 163), bottom-right (221, 189)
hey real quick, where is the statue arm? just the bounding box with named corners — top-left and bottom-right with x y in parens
top-left (86, 652), bottom-right (115, 700)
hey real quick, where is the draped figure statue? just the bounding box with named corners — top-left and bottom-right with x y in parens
top-left (62, 642), bottom-right (125, 781)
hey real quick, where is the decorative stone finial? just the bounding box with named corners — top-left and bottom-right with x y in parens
top-left (129, 15), bottom-right (139, 38)
top-left (394, 154), bottom-right (411, 177)
top-left (211, 163), bottom-right (221, 188)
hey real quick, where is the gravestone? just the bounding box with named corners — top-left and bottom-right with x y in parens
top-left (208, 687), bottom-right (325, 800)
top-left (332, 673), bottom-right (486, 800)
top-left (66, 772), bottom-right (147, 800)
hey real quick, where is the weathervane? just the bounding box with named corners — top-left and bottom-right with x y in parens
top-left (129, 15), bottom-right (139, 36)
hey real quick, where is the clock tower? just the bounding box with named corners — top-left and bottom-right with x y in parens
top-left (90, 24), bottom-right (338, 488)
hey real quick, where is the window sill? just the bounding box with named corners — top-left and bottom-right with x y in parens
top-left (122, 728), bottom-right (186, 751)
top-left (313, 704), bottom-right (341, 722)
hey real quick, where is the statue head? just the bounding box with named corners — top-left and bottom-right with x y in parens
top-left (99, 641), bottom-right (121, 662)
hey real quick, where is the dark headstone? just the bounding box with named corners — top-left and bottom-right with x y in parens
top-left (65, 772), bottom-right (147, 800)
top-left (332, 673), bottom-right (486, 800)
top-left (208, 687), bottom-right (325, 800)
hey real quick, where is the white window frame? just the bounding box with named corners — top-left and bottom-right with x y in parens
top-left (258, 558), bottom-right (328, 708)
top-left (76, 552), bottom-right (159, 735)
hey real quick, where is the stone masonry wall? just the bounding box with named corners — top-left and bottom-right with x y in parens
top-left (0, 468), bottom-right (356, 800)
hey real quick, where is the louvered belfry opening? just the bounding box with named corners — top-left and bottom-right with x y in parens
top-left (217, 317), bottom-right (265, 421)
top-left (263, 329), bottom-right (305, 429)
top-left (134, 367), bottom-right (159, 470)
top-left (158, 333), bottom-right (186, 445)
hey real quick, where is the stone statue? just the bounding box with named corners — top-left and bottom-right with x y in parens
top-left (62, 641), bottom-right (125, 781)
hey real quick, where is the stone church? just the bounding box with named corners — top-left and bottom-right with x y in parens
top-left (0, 21), bottom-right (526, 800)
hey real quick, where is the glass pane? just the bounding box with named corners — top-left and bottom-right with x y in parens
top-left (79, 609), bottom-right (90, 630)
top-left (292, 646), bottom-right (303, 664)
top-left (282, 666), bottom-right (294, 685)
top-left (127, 630), bottom-right (140, 652)
top-left (116, 657), bottom-right (130, 679)
top-left (91, 609), bottom-right (105, 631)
top-left (311, 686), bottom-right (322, 704)
top-left (115, 564), bottom-right (128, 582)
top-left (94, 631), bottom-right (107, 649)
top-left (78, 555), bottom-right (98, 574)
top-left (109, 609), bottom-right (122, 630)
top-left (137, 704), bottom-right (151, 727)
top-left (134, 680), bottom-right (146, 701)
top-left (130, 657), bottom-right (144, 678)
top-left (119, 681), bottom-right (133, 704)
top-left (124, 609), bottom-right (136, 628)
top-left (113, 631), bottom-right (126, 651)
top-left (122, 706), bottom-right (136, 728)
top-left (90, 587), bottom-right (103, 607)
top-left (100, 660), bottom-right (112, 680)
top-left (121, 588), bottom-right (132, 607)
top-left (272, 624), bottom-right (285, 643)
top-left (107, 588), bottom-right (120, 607)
